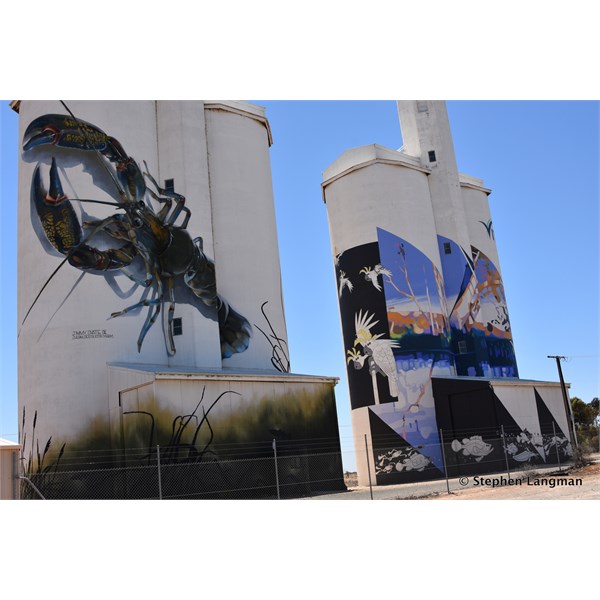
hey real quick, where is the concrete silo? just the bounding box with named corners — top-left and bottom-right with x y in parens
top-left (323, 101), bottom-right (568, 487)
top-left (16, 100), bottom-right (344, 498)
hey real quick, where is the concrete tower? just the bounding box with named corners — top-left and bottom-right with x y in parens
top-left (398, 100), bottom-right (518, 378)
top-left (16, 101), bottom-right (344, 498)
top-left (397, 101), bottom-right (471, 251)
top-left (323, 101), bottom-right (570, 487)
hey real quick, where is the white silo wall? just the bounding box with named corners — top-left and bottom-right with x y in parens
top-left (153, 100), bottom-right (223, 368)
top-left (460, 176), bottom-right (501, 272)
top-left (324, 144), bottom-right (453, 487)
top-left (397, 101), bottom-right (472, 253)
top-left (323, 145), bottom-right (439, 265)
top-left (18, 100), bottom-right (190, 449)
top-left (204, 102), bottom-right (289, 371)
top-left (17, 100), bottom-right (289, 462)
top-left (460, 175), bottom-right (519, 376)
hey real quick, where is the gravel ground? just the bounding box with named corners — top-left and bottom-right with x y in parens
top-left (432, 460), bottom-right (600, 500)
top-left (306, 453), bottom-right (600, 500)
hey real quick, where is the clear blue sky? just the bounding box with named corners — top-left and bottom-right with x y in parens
top-left (1, 100), bottom-right (598, 474)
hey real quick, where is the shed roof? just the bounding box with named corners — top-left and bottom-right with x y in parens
top-left (0, 438), bottom-right (20, 450)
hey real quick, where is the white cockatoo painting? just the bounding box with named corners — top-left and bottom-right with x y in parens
top-left (346, 309), bottom-right (400, 404)
top-left (359, 264), bottom-right (392, 292)
top-left (338, 270), bottom-right (354, 297)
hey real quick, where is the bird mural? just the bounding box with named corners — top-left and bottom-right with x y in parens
top-left (338, 270), bottom-right (354, 297)
top-left (479, 219), bottom-right (494, 239)
top-left (359, 264), bottom-right (392, 292)
top-left (346, 309), bottom-right (400, 403)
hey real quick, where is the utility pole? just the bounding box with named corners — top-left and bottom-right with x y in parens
top-left (547, 356), bottom-right (578, 449)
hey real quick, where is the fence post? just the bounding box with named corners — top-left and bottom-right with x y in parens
top-left (501, 425), bottom-right (511, 478)
top-left (19, 475), bottom-right (46, 500)
top-left (364, 434), bottom-right (373, 500)
top-left (439, 429), bottom-right (450, 495)
top-left (273, 438), bottom-right (280, 500)
top-left (19, 459), bottom-right (45, 500)
top-left (552, 422), bottom-right (562, 472)
top-left (12, 451), bottom-right (18, 500)
top-left (157, 445), bottom-right (163, 500)
top-left (305, 452), bottom-right (312, 498)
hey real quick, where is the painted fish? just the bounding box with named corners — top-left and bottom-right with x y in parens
top-left (512, 450), bottom-right (538, 462)
top-left (451, 436), bottom-right (493, 462)
top-left (399, 453), bottom-right (431, 472)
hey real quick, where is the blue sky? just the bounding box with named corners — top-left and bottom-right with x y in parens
top-left (2, 100), bottom-right (598, 474)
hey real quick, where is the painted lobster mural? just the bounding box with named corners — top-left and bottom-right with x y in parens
top-left (22, 108), bottom-right (252, 358)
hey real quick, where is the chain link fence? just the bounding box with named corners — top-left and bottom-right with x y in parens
top-left (373, 422), bottom-right (574, 478)
top-left (19, 443), bottom-right (346, 500)
top-left (355, 422), bottom-right (579, 498)
top-left (17, 421), bottom-right (585, 500)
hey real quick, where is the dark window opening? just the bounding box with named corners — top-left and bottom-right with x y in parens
top-left (443, 242), bottom-right (452, 255)
top-left (173, 317), bottom-right (183, 336)
top-left (164, 178), bottom-right (175, 193)
top-left (428, 150), bottom-right (437, 162)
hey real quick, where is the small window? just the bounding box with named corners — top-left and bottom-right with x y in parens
top-left (428, 150), bottom-right (437, 162)
top-left (164, 178), bottom-right (175, 193)
top-left (173, 317), bottom-right (183, 336)
top-left (458, 341), bottom-right (468, 354)
top-left (443, 242), bottom-right (452, 255)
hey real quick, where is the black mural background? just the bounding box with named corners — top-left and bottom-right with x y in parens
top-left (336, 242), bottom-right (395, 409)
top-left (433, 378), bottom-right (511, 476)
top-left (535, 388), bottom-right (573, 463)
top-left (432, 378), bottom-right (553, 477)
top-left (369, 409), bottom-right (444, 484)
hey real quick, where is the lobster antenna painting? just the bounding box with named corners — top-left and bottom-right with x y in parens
top-left (22, 104), bottom-right (252, 358)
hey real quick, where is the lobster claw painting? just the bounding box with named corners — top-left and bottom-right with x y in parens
top-left (22, 111), bottom-right (252, 358)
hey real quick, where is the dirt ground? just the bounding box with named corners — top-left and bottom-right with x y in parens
top-left (431, 461), bottom-right (600, 500)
